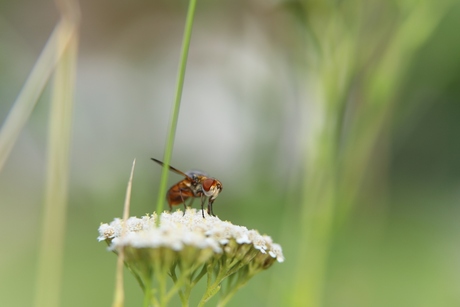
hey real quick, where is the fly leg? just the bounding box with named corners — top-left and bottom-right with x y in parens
top-left (179, 189), bottom-right (187, 216)
top-left (200, 194), bottom-right (206, 218)
top-left (208, 199), bottom-right (216, 217)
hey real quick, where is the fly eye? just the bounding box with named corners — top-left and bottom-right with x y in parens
top-left (202, 178), bottom-right (214, 192)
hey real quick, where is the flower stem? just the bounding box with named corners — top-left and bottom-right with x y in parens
top-left (155, 0), bottom-right (198, 220)
top-left (153, 260), bottom-right (168, 307)
top-left (198, 260), bottom-right (228, 307)
top-left (168, 263), bottom-right (187, 305)
top-left (142, 276), bottom-right (152, 307)
top-left (191, 264), bottom-right (208, 287)
top-left (218, 269), bottom-right (253, 307)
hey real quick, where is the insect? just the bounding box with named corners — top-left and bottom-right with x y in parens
top-left (151, 158), bottom-right (223, 218)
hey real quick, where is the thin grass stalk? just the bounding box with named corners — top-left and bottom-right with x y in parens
top-left (155, 0), bottom-right (197, 219)
top-left (112, 159), bottom-right (136, 307)
top-left (32, 19), bottom-right (78, 307)
top-left (0, 19), bottom-right (75, 172)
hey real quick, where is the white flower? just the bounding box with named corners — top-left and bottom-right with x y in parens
top-left (97, 223), bottom-right (115, 241)
top-left (98, 209), bottom-right (283, 263)
top-left (269, 243), bottom-right (285, 263)
top-left (98, 209), bottom-right (284, 306)
top-left (248, 230), bottom-right (267, 253)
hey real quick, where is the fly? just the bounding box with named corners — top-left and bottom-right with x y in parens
top-left (151, 158), bottom-right (223, 218)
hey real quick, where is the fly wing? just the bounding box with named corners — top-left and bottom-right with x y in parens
top-left (151, 158), bottom-right (191, 179)
top-left (185, 170), bottom-right (208, 178)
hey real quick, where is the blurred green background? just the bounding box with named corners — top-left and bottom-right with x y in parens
top-left (1, 0), bottom-right (460, 306)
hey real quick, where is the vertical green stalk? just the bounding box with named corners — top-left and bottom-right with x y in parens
top-left (289, 2), bottom-right (454, 307)
top-left (155, 266), bottom-right (168, 307)
top-left (143, 276), bottom-right (153, 307)
top-left (33, 17), bottom-right (79, 307)
top-left (155, 0), bottom-right (198, 219)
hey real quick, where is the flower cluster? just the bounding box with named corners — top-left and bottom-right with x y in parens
top-left (98, 209), bottom-right (284, 306)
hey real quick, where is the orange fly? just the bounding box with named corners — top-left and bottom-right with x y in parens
top-left (151, 158), bottom-right (223, 218)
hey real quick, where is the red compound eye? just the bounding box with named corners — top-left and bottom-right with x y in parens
top-left (202, 178), bottom-right (215, 191)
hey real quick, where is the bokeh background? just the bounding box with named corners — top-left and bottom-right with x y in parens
top-left (1, 0), bottom-right (460, 306)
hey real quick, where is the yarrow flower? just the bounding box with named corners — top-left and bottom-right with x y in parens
top-left (98, 209), bottom-right (284, 306)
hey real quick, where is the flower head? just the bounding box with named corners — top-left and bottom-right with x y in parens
top-left (99, 209), bottom-right (284, 261)
top-left (98, 209), bottom-right (284, 305)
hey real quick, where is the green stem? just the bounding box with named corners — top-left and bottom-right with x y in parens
top-left (155, 0), bottom-right (198, 220)
top-left (125, 262), bottom-right (146, 292)
top-left (191, 264), bottom-right (208, 287)
top-left (167, 260), bottom-right (206, 306)
top-left (218, 268), bottom-right (254, 307)
top-left (181, 285), bottom-right (192, 307)
top-left (153, 260), bottom-right (168, 307)
top-left (143, 275), bottom-right (152, 307)
top-left (198, 261), bottom-right (227, 307)
top-left (217, 282), bottom-right (246, 307)
top-left (168, 263), bottom-right (186, 306)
